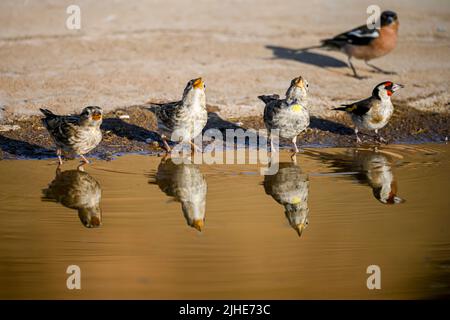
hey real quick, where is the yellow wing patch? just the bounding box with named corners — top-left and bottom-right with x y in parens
top-left (291, 197), bottom-right (302, 204)
top-left (345, 105), bottom-right (357, 112)
top-left (291, 104), bottom-right (303, 112)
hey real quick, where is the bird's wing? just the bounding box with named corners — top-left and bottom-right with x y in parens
top-left (153, 100), bottom-right (183, 128)
top-left (42, 114), bottom-right (80, 144)
top-left (323, 24), bottom-right (380, 47)
top-left (263, 98), bottom-right (285, 126)
top-left (337, 97), bottom-right (375, 116)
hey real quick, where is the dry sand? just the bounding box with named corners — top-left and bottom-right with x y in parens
top-left (1, 0), bottom-right (449, 120)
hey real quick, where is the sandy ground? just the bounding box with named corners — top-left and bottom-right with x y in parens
top-left (0, 0), bottom-right (449, 158)
top-left (0, 0), bottom-right (449, 118)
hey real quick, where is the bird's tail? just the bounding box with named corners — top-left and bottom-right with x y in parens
top-left (320, 39), bottom-right (344, 51)
top-left (147, 104), bottom-right (160, 113)
top-left (258, 95), bottom-right (279, 104)
top-left (297, 44), bottom-right (325, 52)
top-left (39, 108), bottom-right (55, 118)
top-left (332, 105), bottom-right (350, 112)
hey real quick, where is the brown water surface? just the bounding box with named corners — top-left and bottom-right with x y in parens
top-left (0, 144), bottom-right (449, 299)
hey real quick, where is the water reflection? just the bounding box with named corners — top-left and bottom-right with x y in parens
top-left (315, 149), bottom-right (405, 204)
top-left (155, 158), bottom-right (207, 231)
top-left (42, 168), bottom-right (102, 228)
top-left (263, 162), bottom-right (309, 237)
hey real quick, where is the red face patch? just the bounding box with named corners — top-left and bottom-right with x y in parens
top-left (387, 90), bottom-right (393, 96)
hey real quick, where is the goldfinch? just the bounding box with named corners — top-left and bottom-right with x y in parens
top-left (333, 81), bottom-right (403, 143)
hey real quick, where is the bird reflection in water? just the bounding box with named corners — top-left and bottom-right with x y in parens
top-left (311, 148), bottom-right (405, 204)
top-left (264, 162), bottom-right (309, 237)
top-left (42, 168), bottom-right (102, 228)
top-left (154, 157), bottom-right (207, 232)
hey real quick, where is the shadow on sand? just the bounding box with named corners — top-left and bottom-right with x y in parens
top-left (265, 45), bottom-right (347, 68)
top-left (0, 134), bottom-right (54, 158)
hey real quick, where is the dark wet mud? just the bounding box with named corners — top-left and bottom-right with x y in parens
top-left (0, 103), bottom-right (448, 160)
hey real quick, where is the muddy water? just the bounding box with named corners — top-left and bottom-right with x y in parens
top-left (0, 144), bottom-right (449, 299)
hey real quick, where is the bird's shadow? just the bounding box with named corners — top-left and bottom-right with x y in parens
top-left (309, 116), bottom-right (353, 135)
top-left (266, 45), bottom-right (348, 68)
top-left (101, 118), bottom-right (161, 143)
top-left (0, 134), bottom-right (54, 158)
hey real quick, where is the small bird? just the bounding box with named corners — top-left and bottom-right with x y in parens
top-left (150, 78), bottom-right (207, 153)
top-left (264, 162), bottom-right (309, 237)
top-left (40, 106), bottom-right (103, 166)
top-left (313, 11), bottom-right (399, 78)
top-left (333, 81), bottom-right (403, 143)
top-left (309, 149), bottom-right (405, 204)
top-left (259, 76), bottom-right (310, 159)
top-left (42, 168), bottom-right (102, 228)
top-left (154, 157), bottom-right (207, 232)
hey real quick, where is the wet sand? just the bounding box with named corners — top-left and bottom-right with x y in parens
top-left (0, 104), bottom-right (448, 160)
top-left (0, 144), bottom-right (449, 299)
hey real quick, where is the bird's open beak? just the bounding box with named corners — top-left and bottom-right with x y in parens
top-left (192, 219), bottom-right (204, 232)
top-left (295, 223), bottom-right (306, 237)
top-left (295, 77), bottom-right (305, 88)
top-left (392, 83), bottom-right (404, 92)
top-left (92, 112), bottom-right (102, 121)
top-left (193, 78), bottom-right (204, 90)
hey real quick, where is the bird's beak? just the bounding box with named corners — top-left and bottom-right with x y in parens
top-left (295, 223), bottom-right (306, 237)
top-left (193, 78), bottom-right (204, 90)
top-left (192, 219), bottom-right (204, 232)
top-left (295, 77), bottom-right (304, 88)
top-left (92, 112), bottom-right (102, 121)
top-left (89, 216), bottom-right (102, 227)
top-left (392, 83), bottom-right (404, 92)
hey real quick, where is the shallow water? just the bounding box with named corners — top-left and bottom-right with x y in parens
top-left (0, 144), bottom-right (449, 299)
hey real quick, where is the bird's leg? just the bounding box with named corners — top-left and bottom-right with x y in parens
top-left (365, 61), bottom-right (397, 75)
top-left (375, 129), bottom-right (387, 144)
top-left (348, 56), bottom-right (360, 79)
top-left (77, 156), bottom-right (89, 170)
top-left (355, 128), bottom-right (362, 143)
top-left (189, 141), bottom-right (202, 154)
top-left (268, 133), bottom-right (274, 153)
top-left (78, 155), bottom-right (90, 170)
top-left (56, 148), bottom-right (63, 166)
top-left (290, 136), bottom-right (299, 161)
top-left (160, 135), bottom-right (172, 153)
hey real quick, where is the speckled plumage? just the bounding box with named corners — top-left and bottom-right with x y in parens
top-left (40, 106), bottom-right (103, 164)
top-left (150, 78), bottom-right (207, 151)
top-left (259, 76), bottom-right (310, 155)
top-left (264, 162), bottom-right (309, 237)
top-left (154, 158), bottom-right (207, 231)
top-left (42, 169), bottom-right (102, 227)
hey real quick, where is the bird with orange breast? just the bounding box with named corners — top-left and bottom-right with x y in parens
top-left (316, 11), bottom-right (399, 79)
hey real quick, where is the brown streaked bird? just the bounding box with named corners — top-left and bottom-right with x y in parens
top-left (42, 168), bottom-right (103, 228)
top-left (40, 106), bottom-right (103, 167)
top-left (333, 81), bottom-right (403, 143)
top-left (149, 78), bottom-right (207, 153)
top-left (153, 157), bottom-right (207, 232)
top-left (259, 76), bottom-right (310, 159)
top-left (263, 162), bottom-right (309, 237)
top-left (310, 11), bottom-right (399, 79)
